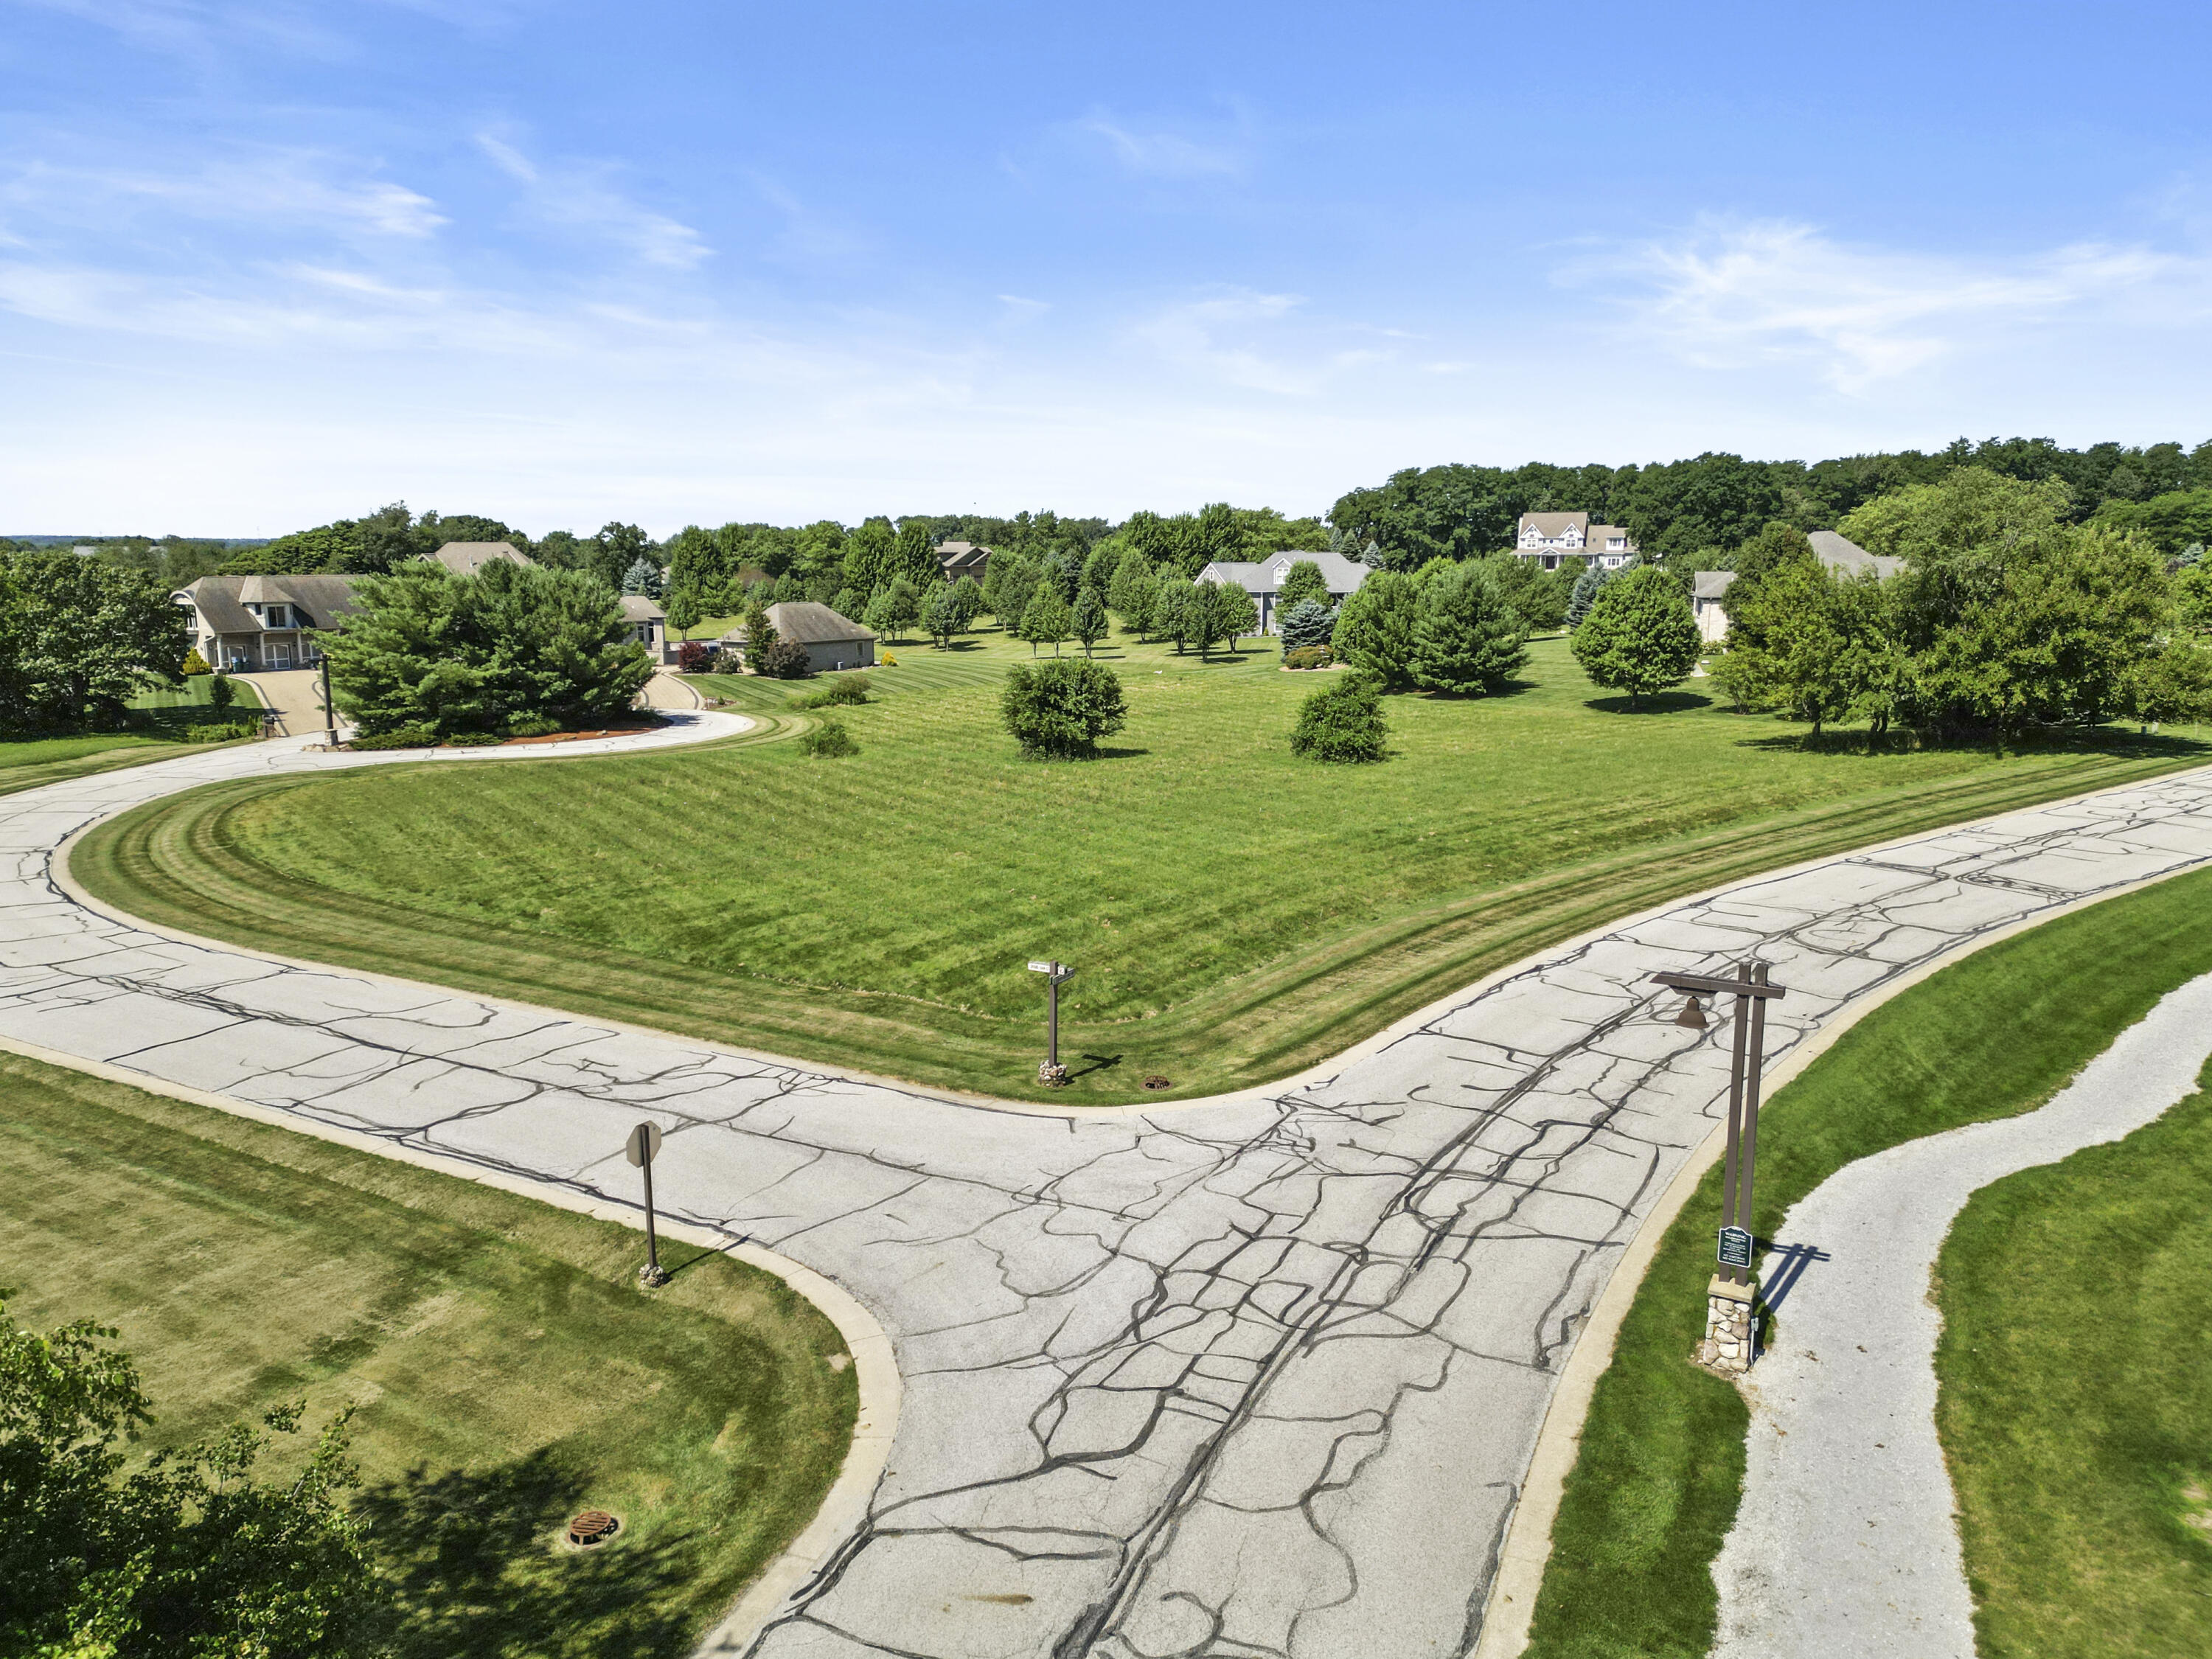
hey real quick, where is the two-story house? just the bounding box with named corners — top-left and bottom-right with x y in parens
top-left (173, 573), bottom-right (363, 672)
top-left (1514, 512), bottom-right (1638, 571)
top-left (1192, 550), bottom-right (1371, 634)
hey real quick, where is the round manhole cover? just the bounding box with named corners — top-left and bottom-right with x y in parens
top-left (1142, 1075), bottom-right (1172, 1090)
top-left (567, 1509), bottom-right (620, 1546)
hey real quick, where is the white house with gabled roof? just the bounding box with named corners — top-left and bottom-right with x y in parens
top-left (1514, 512), bottom-right (1637, 571)
top-left (1192, 550), bottom-right (1371, 634)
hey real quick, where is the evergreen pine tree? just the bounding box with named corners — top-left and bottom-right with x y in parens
top-left (1410, 560), bottom-right (1531, 695)
top-left (622, 555), bottom-right (664, 598)
top-left (1279, 599), bottom-right (1337, 653)
top-left (1332, 569), bottom-right (1421, 689)
top-left (1565, 560), bottom-right (1612, 627)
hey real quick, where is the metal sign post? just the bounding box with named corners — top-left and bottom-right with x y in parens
top-left (625, 1121), bottom-right (669, 1287)
top-left (319, 653), bottom-right (338, 748)
top-left (1026, 959), bottom-right (1076, 1085)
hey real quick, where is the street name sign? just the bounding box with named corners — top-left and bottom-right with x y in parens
top-left (1717, 1225), bottom-right (1753, 1270)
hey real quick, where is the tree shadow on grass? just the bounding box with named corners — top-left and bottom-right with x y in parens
top-left (1731, 726), bottom-right (2212, 760)
top-left (1063, 1052), bottom-right (1122, 1081)
top-left (1582, 691), bottom-right (1714, 715)
top-left (1412, 678), bottom-right (1540, 701)
top-left (357, 1450), bottom-right (706, 1659)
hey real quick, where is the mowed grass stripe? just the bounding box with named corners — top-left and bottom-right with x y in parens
top-left (74, 636), bottom-right (2212, 1102)
top-left (0, 1050), bottom-right (856, 1659)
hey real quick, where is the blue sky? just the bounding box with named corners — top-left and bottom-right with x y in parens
top-left (4, 1), bottom-right (2211, 535)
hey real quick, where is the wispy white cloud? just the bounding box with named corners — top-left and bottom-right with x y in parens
top-left (476, 133), bottom-right (709, 270)
top-left (13, 0), bottom-right (353, 61)
top-left (1076, 113), bottom-right (1247, 179)
top-left (1604, 218), bottom-right (2205, 391)
top-left (0, 153), bottom-right (445, 239)
top-left (1132, 288), bottom-right (1313, 393)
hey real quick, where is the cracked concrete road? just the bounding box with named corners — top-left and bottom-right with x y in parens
top-left (4, 728), bottom-right (2212, 1659)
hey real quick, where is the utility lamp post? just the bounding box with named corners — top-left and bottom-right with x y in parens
top-left (319, 651), bottom-right (338, 748)
top-left (1026, 959), bottom-right (1075, 1087)
top-left (1654, 961), bottom-right (1788, 1376)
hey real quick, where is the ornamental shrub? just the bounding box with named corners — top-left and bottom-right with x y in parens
top-left (1290, 674), bottom-right (1388, 763)
top-left (752, 636), bottom-right (814, 678)
top-left (207, 672), bottom-right (236, 712)
top-left (799, 716), bottom-right (859, 757)
top-left (676, 639), bottom-right (712, 672)
top-left (1279, 598), bottom-right (1337, 654)
top-left (790, 674), bottom-right (872, 709)
top-left (1284, 645), bottom-right (1333, 669)
top-left (347, 723), bottom-right (439, 749)
top-left (180, 647), bottom-right (210, 676)
top-left (1001, 657), bottom-right (1127, 759)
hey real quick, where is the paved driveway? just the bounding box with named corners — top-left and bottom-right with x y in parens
top-left (4, 731), bottom-right (2211, 1658)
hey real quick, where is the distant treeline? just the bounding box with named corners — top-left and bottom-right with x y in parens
top-left (39, 434), bottom-right (2212, 602)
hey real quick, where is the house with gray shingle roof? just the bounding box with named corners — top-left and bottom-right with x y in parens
top-left (1193, 550), bottom-right (1371, 635)
top-left (723, 601), bottom-right (877, 672)
top-left (1693, 532), bottom-right (1904, 643)
top-left (431, 540), bottom-right (532, 576)
top-left (173, 573), bottom-right (364, 672)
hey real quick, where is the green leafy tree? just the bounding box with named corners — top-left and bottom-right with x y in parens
top-left (1212, 580), bottom-right (1265, 641)
top-left (877, 576), bottom-right (922, 641)
top-left (1018, 585), bottom-right (1072, 655)
top-left (832, 585), bottom-right (866, 622)
top-left (1711, 560), bottom-right (1902, 737)
top-left (1277, 559), bottom-right (1329, 613)
top-left (949, 576), bottom-right (984, 630)
top-left (894, 518), bottom-right (941, 588)
top-left (1152, 571), bottom-right (1197, 655)
top-left (1332, 568), bottom-right (1421, 689)
top-left (593, 523), bottom-right (654, 593)
top-left (1571, 565), bottom-right (1703, 709)
top-left (1071, 588), bottom-right (1109, 657)
top-left (322, 560), bottom-right (654, 738)
top-left (664, 584), bottom-right (703, 638)
top-left (922, 582), bottom-right (967, 649)
top-left (1411, 560), bottom-right (1531, 694)
top-left (0, 1298), bottom-right (383, 1658)
top-left (207, 672), bottom-right (235, 712)
top-left (989, 557), bottom-right (1041, 636)
top-left (0, 551), bottom-right (190, 731)
top-left (2177, 560), bottom-right (2212, 636)
top-left (841, 518), bottom-right (900, 597)
top-left (860, 588), bottom-right (897, 640)
top-left (1001, 657), bottom-right (1127, 757)
top-left (1108, 549), bottom-right (1156, 636)
top-left (1290, 674), bottom-right (1388, 762)
top-left (1278, 599), bottom-right (1335, 654)
top-left (1081, 541), bottom-right (1123, 597)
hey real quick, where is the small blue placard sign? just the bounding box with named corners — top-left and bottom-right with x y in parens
top-left (1717, 1225), bottom-right (1753, 1270)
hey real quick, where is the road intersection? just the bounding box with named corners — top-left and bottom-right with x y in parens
top-left (4, 726), bottom-right (2211, 1658)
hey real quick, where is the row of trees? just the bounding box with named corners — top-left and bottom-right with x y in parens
top-left (1711, 470), bottom-right (2212, 743)
top-left (1329, 437), bottom-right (2212, 570)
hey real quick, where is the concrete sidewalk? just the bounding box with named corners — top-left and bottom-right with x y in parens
top-left (1712, 973), bottom-right (2212, 1658)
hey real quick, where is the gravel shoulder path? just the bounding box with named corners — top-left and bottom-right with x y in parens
top-left (1711, 971), bottom-right (2212, 1659)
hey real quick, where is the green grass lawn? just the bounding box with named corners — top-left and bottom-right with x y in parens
top-left (128, 672), bottom-right (265, 712)
top-left (0, 684), bottom-right (269, 798)
top-left (1524, 863), bottom-right (2212, 1659)
top-left (70, 627), bottom-right (2212, 1102)
top-left (1935, 1073), bottom-right (2212, 1657)
top-left (0, 1051), bottom-right (855, 1659)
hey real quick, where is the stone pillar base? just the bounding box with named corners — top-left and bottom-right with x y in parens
top-left (1697, 1275), bottom-right (1756, 1375)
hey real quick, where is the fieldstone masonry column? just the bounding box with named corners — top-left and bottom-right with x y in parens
top-left (1702, 1276), bottom-right (1757, 1375)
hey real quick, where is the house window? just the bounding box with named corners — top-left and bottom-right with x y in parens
top-left (265, 604), bottom-right (291, 628)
